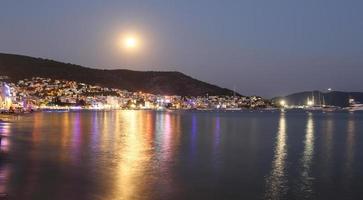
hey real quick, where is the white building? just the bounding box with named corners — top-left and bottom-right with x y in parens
top-left (0, 82), bottom-right (12, 110)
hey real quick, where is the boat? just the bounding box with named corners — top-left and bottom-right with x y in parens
top-left (263, 107), bottom-right (279, 111)
top-left (304, 93), bottom-right (324, 111)
top-left (304, 92), bottom-right (341, 112)
top-left (322, 105), bottom-right (341, 112)
top-left (225, 107), bottom-right (242, 111)
top-left (346, 98), bottom-right (363, 112)
top-left (305, 105), bottom-right (324, 112)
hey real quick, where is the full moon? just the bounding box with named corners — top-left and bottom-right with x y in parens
top-left (117, 32), bottom-right (142, 52)
top-left (124, 36), bottom-right (138, 49)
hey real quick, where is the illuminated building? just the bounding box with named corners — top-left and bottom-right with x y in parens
top-left (0, 82), bottom-right (12, 110)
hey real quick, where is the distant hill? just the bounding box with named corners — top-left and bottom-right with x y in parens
top-left (0, 53), bottom-right (238, 96)
top-left (273, 91), bottom-right (363, 107)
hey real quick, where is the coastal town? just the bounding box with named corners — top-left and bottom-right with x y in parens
top-left (0, 77), bottom-right (270, 112)
top-left (1, 77), bottom-right (362, 113)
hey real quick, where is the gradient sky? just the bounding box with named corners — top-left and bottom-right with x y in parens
top-left (1, 0), bottom-right (363, 97)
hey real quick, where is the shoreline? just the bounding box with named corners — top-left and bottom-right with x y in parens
top-left (1, 108), bottom-right (362, 116)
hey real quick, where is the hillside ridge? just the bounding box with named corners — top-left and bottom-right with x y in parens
top-left (0, 53), bottom-right (238, 96)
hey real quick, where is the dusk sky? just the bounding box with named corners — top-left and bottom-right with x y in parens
top-left (1, 0), bottom-right (362, 97)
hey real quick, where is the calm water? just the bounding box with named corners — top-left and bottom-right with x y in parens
top-left (0, 111), bottom-right (363, 200)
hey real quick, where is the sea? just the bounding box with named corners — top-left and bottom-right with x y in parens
top-left (0, 110), bottom-right (362, 200)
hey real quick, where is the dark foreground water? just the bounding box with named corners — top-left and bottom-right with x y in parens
top-left (0, 111), bottom-right (363, 200)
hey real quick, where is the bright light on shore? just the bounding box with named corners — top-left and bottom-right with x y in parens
top-left (307, 100), bottom-right (314, 106)
top-left (280, 100), bottom-right (286, 107)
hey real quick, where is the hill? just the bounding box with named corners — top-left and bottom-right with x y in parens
top-left (0, 53), bottom-right (238, 96)
top-left (273, 91), bottom-right (363, 107)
